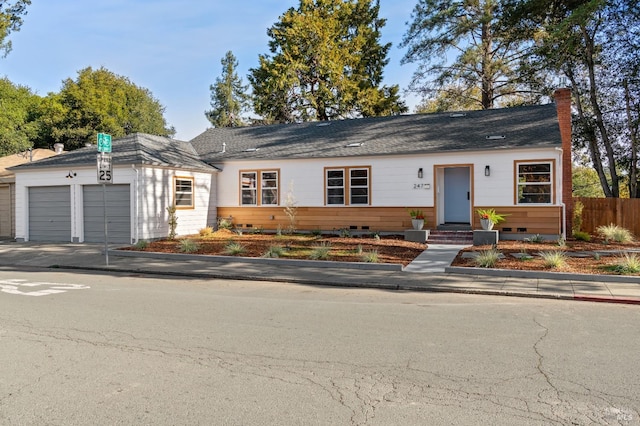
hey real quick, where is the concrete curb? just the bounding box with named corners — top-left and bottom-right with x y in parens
top-left (110, 249), bottom-right (404, 271)
top-left (445, 266), bottom-right (640, 284)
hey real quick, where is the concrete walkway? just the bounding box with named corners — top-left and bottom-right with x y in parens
top-left (0, 242), bottom-right (639, 305)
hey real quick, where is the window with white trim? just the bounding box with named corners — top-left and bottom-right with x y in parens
top-left (516, 162), bottom-right (553, 204)
top-left (174, 177), bottom-right (194, 208)
top-left (240, 170), bottom-right (279, 205)
top-left (325, 166), bottom-right (370, 205)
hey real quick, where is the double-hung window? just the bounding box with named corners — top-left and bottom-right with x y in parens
top-left (516, 162), bottom-right (553, 204)
top-left (174, 177), bottom-right (194, 209)
top-left (240, 170), bottom-right (279, 205)
top-left (325, 166), bottom-right (370, 205)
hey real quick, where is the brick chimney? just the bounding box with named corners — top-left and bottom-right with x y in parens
top-left (554, 88), bottom-right (572, 236)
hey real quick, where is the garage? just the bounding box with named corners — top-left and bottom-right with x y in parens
top-left (28, 186), bottom-right (71, 242)
top-left (83, 184), bottom-right (131, 243)
top-left (0, 185), bottom-right (11, 238)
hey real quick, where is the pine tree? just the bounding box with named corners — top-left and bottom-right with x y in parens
top-left (205, 51), bottom-right (249, 127)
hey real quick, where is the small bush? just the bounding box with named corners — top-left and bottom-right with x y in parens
top-left (262, 245), bottom-right (284, 258)
top-left (218, 217), bottom-right (232, 230)
top-left (179, 238), bottom-right (199, 253)
top-left (199, 226), bottom-right (214, 237)
top-left (596, 224), bottom-right (634, 243)
top-left (606, 253), bottom-right (640, 274)
top-left (251, 226), bottom-right (264, 234)
top-left (573, 200), bottom-right (584, 233)
top-left (311, 228), bottom-right (322, 237)
top-left (540, 251), bottom-right (567, 269)
top-left (525, 234), bottom-right (545, 243)
top-left (556, 236), bottom-right (566, 247)
top-left (361, 250), bottom-right (379, 263)
top-left (134, 239), bottom-right (148, 250)
top-left (518, 249), bottom-right (533, 261)
top-left (276, 224), bottom-right (283, 236)
top-left (309, 242), bottom-right (332, 260)
top-left (338, 228), bottom-right (351, 238)
top-left (355, 244), bottom-right (363, 255)
top-left (474, 249), bottom-right (501, 268)
top-left (223, 242), bottom-right (246, 255)
top-left (573, 231), bottom-right (591, 242)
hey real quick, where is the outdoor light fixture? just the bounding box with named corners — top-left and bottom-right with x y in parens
top-left (66, 171), bottom-right (76, 179)
top-left (484, 165), bottom-right (490, 176)
top-left (418, 168), bottom-right (423, 179)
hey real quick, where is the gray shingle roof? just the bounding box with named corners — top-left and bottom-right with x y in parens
top-left (9, 133), bottom-right (218, 173)
top-left (190, 103), bottom-right (561, 162)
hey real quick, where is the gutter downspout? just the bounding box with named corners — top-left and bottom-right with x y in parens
top-left (555, 147), bottom-right (566, 240)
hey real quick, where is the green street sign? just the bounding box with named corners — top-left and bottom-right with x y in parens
top-left (97, 133), bottom-right (112, 153)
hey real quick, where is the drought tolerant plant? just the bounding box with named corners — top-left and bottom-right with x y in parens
top-left (309, 242), bottom-right (332, 260)
top-left (134, 239), bottom-right (149, 250)
top-left (573, 231), bottom-right (591, 242)
top-left (199, 226), bottom-right (214, 237)
top-left (474, 249), bottom-right (501, 268)
top-left (338, 228), bottom-right (351, 238)
top-left (178, 238), bottom-right (199, 253)
top-left (518, 249), bottom-right (533, 261)
top-left (223, 241), bottom-right (246, 255)
top-left (262, 245), bottom-right (285, 258)
top-left (311, 228), bottom-right (322, 237)
top-left (572, 200), bottom-right (584, 234)
top-left (217, 217), bottom-right (232, 230)
top-left (524, 234), bottom-right (545, 243)
top-left (283, 181), bottom-right (298, 234)
top-left (361, 250), bottom-right (379, 263)
top-left (606, 253), bottom-right (640, 274)
top-left (355, 244), bottom-right (363, 255)
top-left (540, 251), bottom-right (567, 269)
top-left (596, 224), bottom-right (634, 243)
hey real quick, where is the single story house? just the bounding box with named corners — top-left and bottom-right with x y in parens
top-left (10, 88), bottom-right (572, 243)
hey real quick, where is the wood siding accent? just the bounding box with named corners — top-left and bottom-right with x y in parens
top-left (575, 197), bottom-right (640, 238)
top-left (474, 205), bottom-right (562, 235)
top-left (218, 205), bottom-right (562, 234)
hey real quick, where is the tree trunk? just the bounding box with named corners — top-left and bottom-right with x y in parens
top-left (582, 23), bottom-right (619, 197)
top-left (624, 79), bottom-right (639, 198)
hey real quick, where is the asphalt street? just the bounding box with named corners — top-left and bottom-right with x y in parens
top-left (1, 268), bottom-right (638, 425)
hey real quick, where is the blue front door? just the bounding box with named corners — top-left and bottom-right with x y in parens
top-left (444, 167), bottom-right (470, 223)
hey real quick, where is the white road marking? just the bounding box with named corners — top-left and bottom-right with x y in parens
top-left (0, 279), bottom-right (90, 296)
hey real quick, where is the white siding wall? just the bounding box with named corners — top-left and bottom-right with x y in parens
top-left (138, 167), bottom-right (215, 240)
top-left (216, 148), bottom-right (562, 208)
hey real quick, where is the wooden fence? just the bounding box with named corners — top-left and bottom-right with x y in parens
top-left (575, 197), bottom-right (640, 237)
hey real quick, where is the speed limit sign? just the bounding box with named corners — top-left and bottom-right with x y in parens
top-left (97, 153), bottom-right (113, 184)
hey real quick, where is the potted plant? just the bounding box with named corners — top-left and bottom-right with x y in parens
top-left (476, 208), bottom-right (508, 230)
top-left (408, 209), bottom-right (426, 230)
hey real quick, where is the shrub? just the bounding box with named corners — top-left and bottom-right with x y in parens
top-left (251, 226), bottom-right (264, 234)
top-left (134, 239), bottom-right (148, 250)
top-left (217, 217), bottom-right (232, 230)
top-left (596, 224), bottom-right (634, 243)
top-left (607, 253), bottom-right (640, 274)
top-left (338, 228), bottom-right (351, 238)
top-left (361, 250), bottom-right (379, 263)
top-left (199, 226), bottom-right (214, 237)
top-left (572, 200), bottom-right (584, 233)
top-left (355, 244), bottom-right (363, 255)
top-left (223, 242), bottom-right (246, 255)
top-left (309, 242), bottom-right (332, 260)
top-left (311, 228), bottom-right (322, 237)
top-left (179, 238), bottom-right (199, 253)
top-left (518, 249), bottom-right (533, 261)
top-left (474, 249), bottom-right (501, 268)
top-left (263, 245), bottom-right (284, 258)
top-left (573, 231), bottom-right (591, 242)
top-left (167, 206), bottom-right (177, 239)
top-left (540, 251), bottom-right (567, 269)
top-left (524, 234), bottom-right (545, 243)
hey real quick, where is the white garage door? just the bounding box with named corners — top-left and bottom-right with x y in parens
top-left (28, 186), bottom-right (71, 242)
top-left (83, 184), bottom-right (131, 243)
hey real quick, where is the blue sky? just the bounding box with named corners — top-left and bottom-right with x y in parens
top-left (1, 1), bottom-right (420, 140)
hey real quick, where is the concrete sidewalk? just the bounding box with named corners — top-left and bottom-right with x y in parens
top-left (0, 242), bottom-right (639, 304)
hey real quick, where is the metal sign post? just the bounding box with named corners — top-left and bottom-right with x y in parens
top-left (97, 133), bottom-right (113, 265)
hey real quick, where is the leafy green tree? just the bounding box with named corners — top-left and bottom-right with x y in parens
top-left (42, 67), bottom-right (174, 150)
top-left (249, 0), bottom-right (406, 123)
top-left (205, 51), bottom-right (249, 127)
top-left (502, 0), bottom-right (640, 198)
top-left (400, 0), bottom-right (544, 111)
top-left (0, 0), bottom-right (30, 57)
top-left (0, 77), bottom-right (40, 156)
